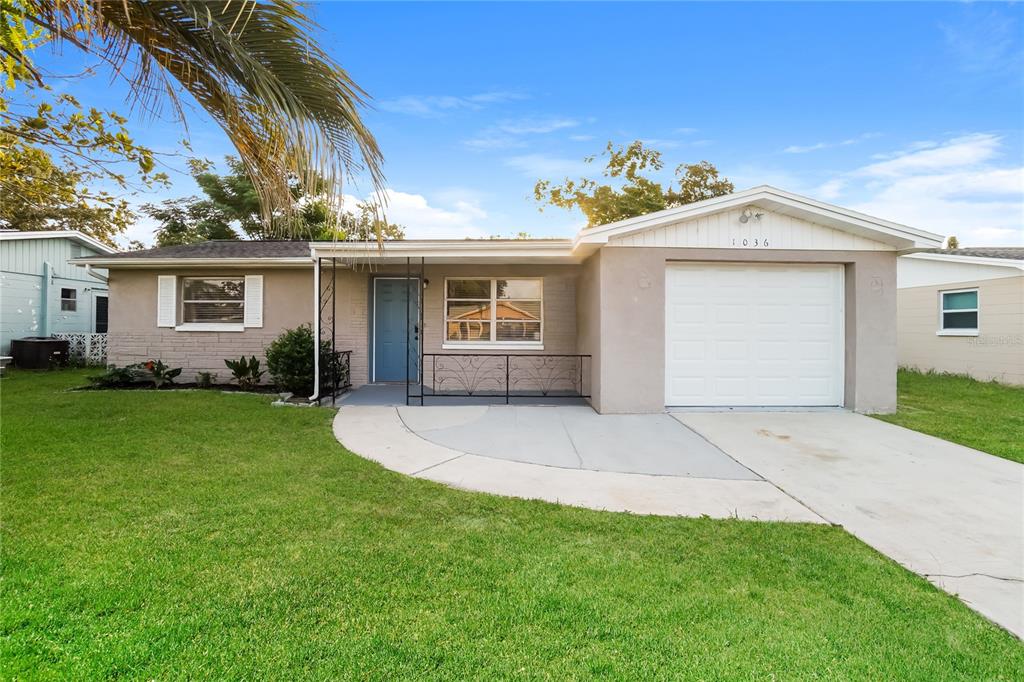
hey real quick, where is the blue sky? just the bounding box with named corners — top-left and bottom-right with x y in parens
top-left (29, 1), bottom-right (1024, 246)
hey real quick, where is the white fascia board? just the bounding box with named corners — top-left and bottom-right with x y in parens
top-left (574, 185), bottom-right (944, 249)
top-left (310, 239), bottom-right (578, 261)
top-left (68, 257), bottom-right (313, 268)
top-left (0, 229), bottom-right (118, 254)
top-left (902, 252), bottom-right (1024, 270)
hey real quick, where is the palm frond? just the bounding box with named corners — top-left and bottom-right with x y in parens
top-left (30, 0), bottom-right (384, 237)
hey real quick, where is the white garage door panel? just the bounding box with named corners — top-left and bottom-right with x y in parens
top-left (666, 263), bottom-right (844, 406)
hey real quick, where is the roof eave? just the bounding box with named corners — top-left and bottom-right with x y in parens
top-left (70, 257), bottom-right (314, 268)
top-left (903, 252), bottom-right (1024, 270)
top-left (575, 185), bottom-right (945, 250)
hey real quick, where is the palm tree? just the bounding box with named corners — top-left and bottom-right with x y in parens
top-left (9, 0), bottom-right (383, 237)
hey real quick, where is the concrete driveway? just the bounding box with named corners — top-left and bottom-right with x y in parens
top-left (674, 411), bottom-right (1024, 638)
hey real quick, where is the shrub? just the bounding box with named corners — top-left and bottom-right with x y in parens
top-left (196, 371), bottom-right (217, 388)
top-left (265, 325), bottom-right (317, 394)
top-left (265, 324), bottom-right (345, 395)
top-left (141, 360), bottom-right (182, 388)
top-left (89, 364), bottom-right (144, 388)
top-left (225, 356), bottom-right (264, 390)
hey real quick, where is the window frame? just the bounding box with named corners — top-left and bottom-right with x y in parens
top-left (177, 276), bottom-right (246, 331)
top-left (59, 287), bottom-right (77, 312)
top-left (443, 277), bottom-right (544, 350)
top-left (937, 287), bottom-right (979, 337)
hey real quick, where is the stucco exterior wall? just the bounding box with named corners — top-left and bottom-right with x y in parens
top-left (593, 247), bottom-right (898, 413)
top-left (333, 263), bottom-right (580, 387)
top-left (898, 275), bottom-right (1024, 385)
top-left (106, 264), bottom-right (581, 389)
top-left (107, 268), bottom-right (312, 381)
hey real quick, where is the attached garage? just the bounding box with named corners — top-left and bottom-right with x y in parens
top-left (665, 263), bottom-right (845, 407)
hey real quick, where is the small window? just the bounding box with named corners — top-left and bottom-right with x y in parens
top-left (60, 288), bottom-right (77, 311)
top-left (181, 277), bottom-right (244, 324)
top-left (940, 289), bottom-right (978, 332)
top-left (445, 278), bottom-right (542, 344)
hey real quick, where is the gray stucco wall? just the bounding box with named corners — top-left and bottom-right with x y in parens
top-left (590, 247), bottom-right (898, 414)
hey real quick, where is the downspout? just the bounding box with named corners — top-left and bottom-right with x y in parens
top-left (84, 264), bottom-right (108, 283)
top-left (40, 261), bottom-right (52, 336)
top-left (309, 257), bottom-right (321, 402)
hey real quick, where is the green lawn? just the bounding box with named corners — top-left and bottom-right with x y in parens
top-left (874, 368), bottom-right (1024, 464)
top-left (2, 370), bottom-right (1022, 679)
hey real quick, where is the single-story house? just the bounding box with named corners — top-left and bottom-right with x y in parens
top-left (897, 248), bottom-right (1023, 385)
top-left (73, 186), bottom-right (944, 413)
top-left (1, 229), bottom-right (114, 357)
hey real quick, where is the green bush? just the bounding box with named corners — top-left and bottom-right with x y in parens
top-left (265, 324), bottom-right (346, 395)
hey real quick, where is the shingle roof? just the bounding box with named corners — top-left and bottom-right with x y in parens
top-left (96, 240), bottom-right (311, 259)
top-left (920, 247), bottom-right (1024, 261)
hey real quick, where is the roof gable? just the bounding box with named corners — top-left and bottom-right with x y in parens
top-left (607, 205), bottom-right (894, 251)
top-left (576, 185), bottom-right (944, 250)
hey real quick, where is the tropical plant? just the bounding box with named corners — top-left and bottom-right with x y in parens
top-left (88, 363), bottom-right (145, 388)
top-left (141, 360), bottom-right (182, 388)
top-left (533, 141), bottom-right (734, 226)
top-left (224, 355), bottom-right (264, 390)
top-left (196, 371), bottom-right (217, 389)
top-left (2, 0), bottom-right (385, 238)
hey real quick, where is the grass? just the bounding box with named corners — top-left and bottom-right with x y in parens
top-left (874, 368), bottom-right (1024, 464)
top-left (2, 370), bottom-right (1022, 679)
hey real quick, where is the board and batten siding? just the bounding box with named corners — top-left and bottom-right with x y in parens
top-left (608, 207), bottom-right (894, 251)
top-left (0, 236), bottom-right (109, 354)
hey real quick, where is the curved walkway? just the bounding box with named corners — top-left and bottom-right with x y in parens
top-left (332, 405), bottom-right (823, 523)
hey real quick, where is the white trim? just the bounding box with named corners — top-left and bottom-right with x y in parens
top-left (174, 323), bottom-right (244, 332)
top-left (0, 229), bottom-right (117, 254)
top-left (70, 257), bottom-right (311, 268)
top-left (442, 343), bottom-right (544, 351)
top-left (443, 277), bottom-right (544, 346)
top-left (903, 252), bottom-right (1024, 270)
top-left (576, 185), bottom-right (943, 249)
top-left (312, 240), bottom-right (577, 263)
top-left (938, 287), bottom-right (979, 334)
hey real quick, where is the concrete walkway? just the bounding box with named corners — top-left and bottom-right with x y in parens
top-left (332, 405), bottom-right (822, 523)
top-left (673, 411), bottom-right (1024, 638)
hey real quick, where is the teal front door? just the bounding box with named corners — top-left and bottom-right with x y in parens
top-left (373, 278), bottom-right (419, 382)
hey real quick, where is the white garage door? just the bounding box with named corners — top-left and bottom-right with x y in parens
top-left (665, 263), bottom-right (845, 407)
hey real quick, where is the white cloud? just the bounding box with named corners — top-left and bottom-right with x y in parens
top-left (784, 132), bottom-right (881, 154)
top-left (569, 134), bottom-right (594, 142)
top-left (673, 127), bottom-right (699, 135)
top-left (940, 7), bottom-right (1023, 75)
top-left (464, 117), bottom-right (579, 150)
top-left (504, 153), bottom-right (591, 178)
top-left (858, 133), bottom-right (1000, 177)
top-left (347, 189), bottom-right (489, 239)
top-left (378, 91), bottom-right (527, 117)
top-left (818, 133), bottom-right (1024, 246)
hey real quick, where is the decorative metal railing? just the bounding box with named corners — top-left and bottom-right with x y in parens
top-left (54, 332), bottom-right (107, 366)
top-left (319, 349), bottom-right (352, 404)
top-left (411, 353), bottom-right (590, 405)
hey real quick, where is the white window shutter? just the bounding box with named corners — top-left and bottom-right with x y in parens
top-left (244, 275), bottom-right (264, 328)
top-left (157, 275), bottom-right (176, 327)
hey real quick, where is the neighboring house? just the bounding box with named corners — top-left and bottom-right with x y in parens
top-left (73, 186), bottom-right (943, 413)
top-left (897, 248), bottom-right (1024, 385)
top-left (0, 230), bottom-right (115, 356)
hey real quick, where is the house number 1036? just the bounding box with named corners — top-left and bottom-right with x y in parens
top-left (732, 237), bottom-right (769, 247)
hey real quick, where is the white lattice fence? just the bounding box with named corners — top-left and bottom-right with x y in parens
top-left (54, 333), bottom-right (108, 366)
